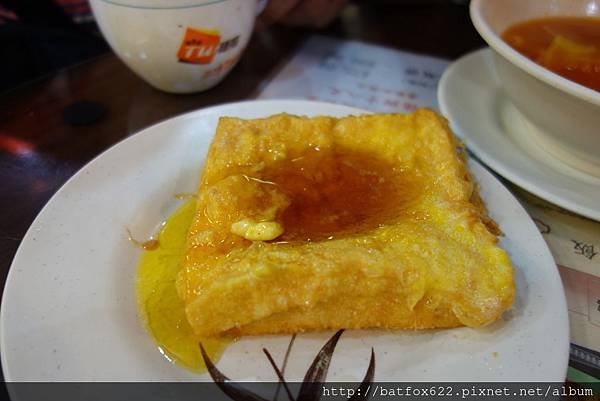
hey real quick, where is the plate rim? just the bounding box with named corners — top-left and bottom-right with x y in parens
top-left (438, 47), bottom-right (600, 222)
top-left (1, 99), bottom-right (569, 382)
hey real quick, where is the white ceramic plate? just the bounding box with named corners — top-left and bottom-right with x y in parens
top-left (1, 100), bottom-right (568, 382)
top-left (438, 48), bottom-right (600, 222)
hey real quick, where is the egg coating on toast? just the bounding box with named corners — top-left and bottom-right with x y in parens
top-left (177, 110), bottom-right (515, 337)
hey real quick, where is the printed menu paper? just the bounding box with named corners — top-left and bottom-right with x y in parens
top-left (258, 35), bottom-right (449, 112)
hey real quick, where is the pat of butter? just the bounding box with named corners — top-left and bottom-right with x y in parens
top-left (231, 219), bottom-right (284, 241)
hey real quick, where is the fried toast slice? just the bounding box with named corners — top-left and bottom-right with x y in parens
top-left (177, 110), bottom-right (515, 337)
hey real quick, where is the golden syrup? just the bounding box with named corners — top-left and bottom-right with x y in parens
top-left (260, 148), bottom-right (421, 241)
top-left (135, 199), bottom-right (232, 372)
top-left (126, 228), bottom-right (160, 250)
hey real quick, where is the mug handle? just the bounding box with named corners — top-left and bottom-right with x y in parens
top-left (256, 0), bottom-right (268, 15)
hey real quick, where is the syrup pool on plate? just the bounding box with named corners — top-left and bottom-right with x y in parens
top-left (135, 198), bottom-right (233, 372)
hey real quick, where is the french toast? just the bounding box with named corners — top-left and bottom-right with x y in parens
top-left (177, 110), bottom-right (515, 337)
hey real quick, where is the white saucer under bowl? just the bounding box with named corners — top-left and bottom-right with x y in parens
top-left (438, 48), bottom-right (600, 222)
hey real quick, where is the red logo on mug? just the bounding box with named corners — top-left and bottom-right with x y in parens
top-left (177, 28), bottom-right (221, 64)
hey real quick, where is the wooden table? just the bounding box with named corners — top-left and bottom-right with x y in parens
top-left (0, 1), bottom-right (489, 386)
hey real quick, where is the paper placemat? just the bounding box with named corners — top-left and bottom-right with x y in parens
top-left (259, 35), bottom-right (448, 111)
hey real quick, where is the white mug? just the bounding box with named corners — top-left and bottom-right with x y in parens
top-left (90, 0), bottom-right (267, 93)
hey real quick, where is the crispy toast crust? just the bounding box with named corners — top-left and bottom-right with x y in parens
top-left (179, 110), bottom-right (515, 337)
